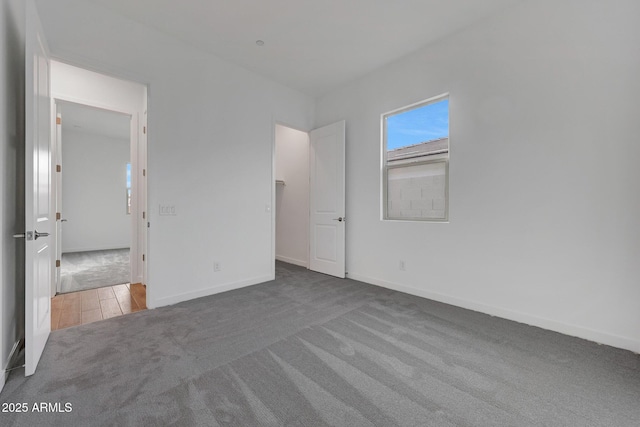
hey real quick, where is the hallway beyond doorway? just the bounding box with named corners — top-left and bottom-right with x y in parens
top-left (60, 249), bottom-right (131, 293)
top-left (52, 283), bottom-right (147, 330)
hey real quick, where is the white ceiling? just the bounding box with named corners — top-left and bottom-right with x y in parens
top-left (58, 101), bottom-right (130, 140)
top-left (84, 0), bottom-right (520, 96)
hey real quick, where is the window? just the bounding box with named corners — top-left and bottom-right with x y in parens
top-left (126, 162), bottom-right (132, 214)
top-left (383, 95), bottom-right (449, 221)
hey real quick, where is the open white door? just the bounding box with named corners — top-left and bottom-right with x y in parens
top-left (309, 121), bottom-right (346, 278)
top-left (54, 110), bottom-right (62, 293)
top-left (24, 0), bottom-right (52, 376)
top-left (141, 110), bottom-right (148, 286)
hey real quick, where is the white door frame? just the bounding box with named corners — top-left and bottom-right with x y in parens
top-left (51, 95), bottom-right (147, 293)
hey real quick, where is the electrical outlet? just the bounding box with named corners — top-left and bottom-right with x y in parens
top-left (399, 260), bottom-right (406, 271)
top-left (213, 262), bottom-right (221, 272)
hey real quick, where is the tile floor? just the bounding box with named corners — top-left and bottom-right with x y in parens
top-left (51, 283), bottom-right (147, 330)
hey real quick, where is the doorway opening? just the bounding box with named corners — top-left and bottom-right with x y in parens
top-left (274, 123), bottom-right (310, 271)
top-left (50, 61), bottom-right (148, 329)
top-left (56, 101), bottom-right (132, 294)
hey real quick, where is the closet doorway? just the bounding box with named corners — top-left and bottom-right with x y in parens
top-left (274, 124), bottom-right (310, 269)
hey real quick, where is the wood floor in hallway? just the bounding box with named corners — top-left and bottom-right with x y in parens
top-left (51, 283), bottom-right (147, 330)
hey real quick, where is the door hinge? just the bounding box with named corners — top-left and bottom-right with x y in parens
top-left (56, 260), bottom-right (60, 268)
top-left (56, 165), bottom-right (61, 173)
top-left (142, 211), bottom-right (146, 219)
top-left (143, 169), bottom-right (146, 177)
top-left (142, 254), bottom-right (145, 262)
top-left (143, 126), bottom-right (146, 134)
top-left (56, 212), bottom-right (61, 220)
top-left (56, 117), bottom-right (61, 125)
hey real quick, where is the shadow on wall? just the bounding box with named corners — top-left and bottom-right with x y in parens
top-left (2, 0), bottom-right (26, 347)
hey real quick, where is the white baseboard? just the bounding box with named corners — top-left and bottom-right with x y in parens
top-left (1, 340), bottom-right (23, 393)
top-left (275, 255), bottom-right (308, 268)
top-left (62, 245), bottom-right (130, 254)
top-left (152, 275), bottom-right (273, 308)
top-left (347, 272), bottom-right (640, 354)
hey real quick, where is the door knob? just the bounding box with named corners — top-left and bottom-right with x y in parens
top-left (333, 217), bottom-right (344, 222)
top-left (34, 230), bottom-right (50, 240)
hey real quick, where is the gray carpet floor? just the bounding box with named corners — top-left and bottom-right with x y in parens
top-left (60, 249), bottom-right (131, 293)
top-left (1, 262), bottom-right (639, 426)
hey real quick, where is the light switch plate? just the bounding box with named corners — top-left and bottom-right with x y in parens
top-left (159, 204), bottom-right (177, 216)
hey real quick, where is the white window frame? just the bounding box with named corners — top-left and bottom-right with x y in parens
top-left (381, 93), bottom-right (450, 222)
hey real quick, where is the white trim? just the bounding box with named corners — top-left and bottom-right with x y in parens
top-left (153, 275), bottom-right (273, 308)
top-left (275, 255), bottom-right (308, 268)
top-left (347, 272), bottom-right (640, 354)
top-left (51, 93), bottom-right (132, 117)
top-left (382, 92), bottom-right (450, 118)
top-left (62, 245), bottom-right (130, 254)
top-left (271, 118), bottom-right (277, 279)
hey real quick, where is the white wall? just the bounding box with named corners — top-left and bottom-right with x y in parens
top-left (316, 0), bottom-right (640, 352)
top-left (61, 129), bottom-right (130, 253)
top-left (275, 125), bottom-right (309, 267)
top-left (36, 0), bottom-right (315, 308)
top-left (0, 0), bottom-right (25, 391)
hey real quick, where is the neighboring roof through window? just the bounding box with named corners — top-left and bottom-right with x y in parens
top-left (387, 137), bottom-right (449, 163)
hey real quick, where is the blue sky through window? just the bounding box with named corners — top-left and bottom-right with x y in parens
top-left (126, 163), bottom-right (131, 188)
top-left (386, 98), bottom-right (449, 150)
